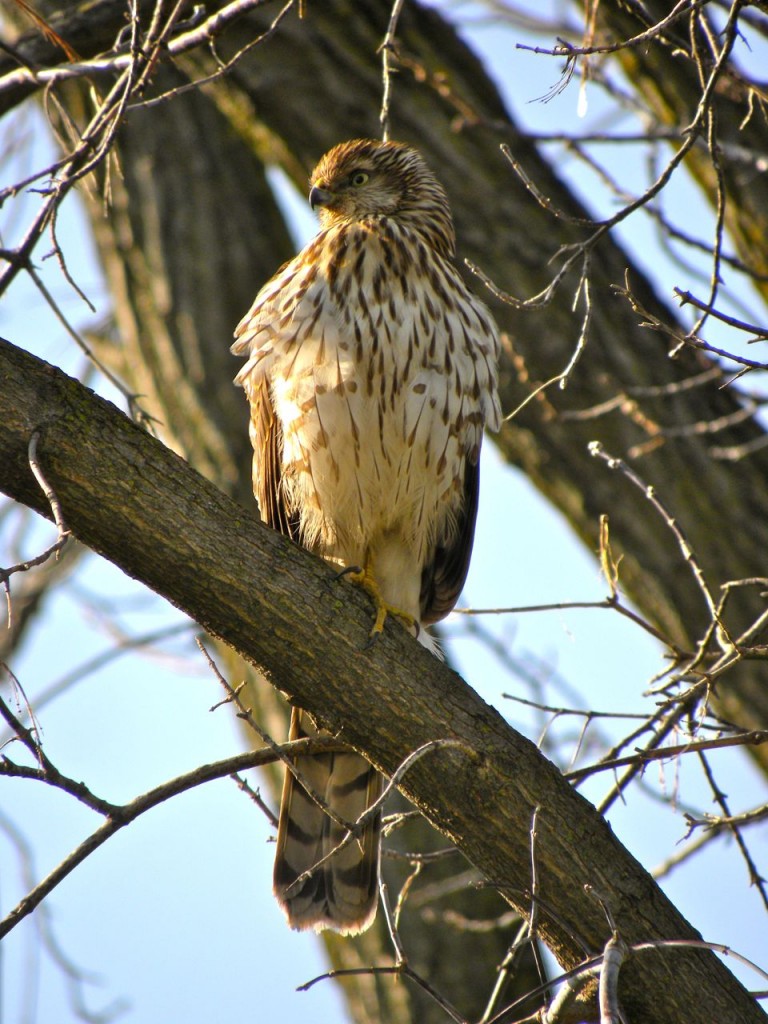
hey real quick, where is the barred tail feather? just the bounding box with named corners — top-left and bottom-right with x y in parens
top-left (273, 709), bottom-right (381, 934)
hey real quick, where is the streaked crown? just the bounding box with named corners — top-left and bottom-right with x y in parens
top-left (309, 139), bottom-right (456, 257)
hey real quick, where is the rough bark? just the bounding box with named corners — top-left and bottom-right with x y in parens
top-left (1, 335), bottom-right (765, 1024)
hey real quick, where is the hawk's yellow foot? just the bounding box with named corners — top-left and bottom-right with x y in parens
top-left (336, 564), bottom-right (416, 639)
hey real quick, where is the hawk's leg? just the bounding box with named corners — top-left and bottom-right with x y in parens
top-left (335, 563), bottom-right (416, 639)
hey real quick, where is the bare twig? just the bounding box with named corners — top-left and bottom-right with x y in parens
top-left (131, 0), bottom-right (296, 111)
top-left (566, 730), bottom-right (768, 784)
top-left (515, 0), bottom-right (700, 60)
top-left (0, 734), bottom-right (334, 939)
top-left (675, 288), bottom-right (768, 341)
top-left (229, 772), bottom-right (279, 828)
top-left (454, 593), bottom-right (681, 656)
top-left (379, 0), bottom-right (406, 142)
top-left (478, 917), bottom-right (534, 1024)
top-left (380, 880), bottom-right (407, 964)
top-left (588, 442), bottom-right (723, 636)
top-left (527, 805), bottom-right (548, 995)
top-left (695, 748), bottom-right (768, 911)
top-left (2, 432), bottom-right (72, 625)
top-left (616, 275), bottom-right (768, 373)
top-left (0, 0), bottom-right (282, 98)
top-left (599, 931), bottom-right (629, 1024)
top-left (685, 802), bottom-right (768, 832)
top-left (198, 637), bottom-right (356, 833)
top-left (298, 961), bottom-right (470, 1024)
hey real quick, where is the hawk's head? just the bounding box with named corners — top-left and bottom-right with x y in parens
top-left (308, 139), bottom-right (456, 256)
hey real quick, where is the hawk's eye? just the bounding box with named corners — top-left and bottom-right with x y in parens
top-left (350, 171), bottom-right (369, 187)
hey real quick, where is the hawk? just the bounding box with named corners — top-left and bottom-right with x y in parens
top-left (233, 138), bottom-right (501, 934)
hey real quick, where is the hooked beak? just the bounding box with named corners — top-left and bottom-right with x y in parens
top-left (309, 184), bottom-right (333, 211)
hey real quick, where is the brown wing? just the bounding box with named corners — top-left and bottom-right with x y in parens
top-left (419, 453), bottom-right (480, 625)
top-left (250, 377), bottom-right (301, 542)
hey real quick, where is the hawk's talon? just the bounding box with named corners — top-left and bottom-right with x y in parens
top-left (340, 564), bottom-right (415, 640)
top-left (333, 564), bottom-right (364, 583)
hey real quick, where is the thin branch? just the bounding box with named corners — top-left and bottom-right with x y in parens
top-left (514, 0), bottom-right (700, 60)
top-left (379, 0), bottom-right (406, 142)
top-left (695, 748), bottom-right (768, 911)
top-left (588, 442), bottom-right (723, 633)
top-left (616, 275), bottom-right (768, 373)
top-left (380, 880), bottom-right (407, 964)
top-left (599, 930), bottom-right (629, 1024)
top-left (0, 735), bottom-right (336, 940)
top-left (503, 693), bottom-right (652, 722)
top-left (1, 432), bottom-right (71, 618)
top-left (229, 772), bottom-right (279, 828)
top-left (454, 593), bottom-right (682, 656)
top-left (685, 802), bottom-right (768, 831)
top-left (198, 637), bottom-right (358, 833)
top-left (565, 730), bottom-right (768, 784)
top-left (478, 917), bottom-right (534, 1024)
top-left (298, 961), bottom-right (470, 1024)
top-left (130, 0), bottom-right (296, 111)
top-left (527, 805), bottom-right (548, 995)
top-left (675, 288), bottom-right (768, 340)
top-left (0, 0), bottom-right (280, 98)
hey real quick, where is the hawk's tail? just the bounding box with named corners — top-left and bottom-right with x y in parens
top-left (273, 708), bottom-right (381, 934)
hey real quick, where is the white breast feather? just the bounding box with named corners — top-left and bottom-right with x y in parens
top-left (233, 220), bottom-right (500, 615)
